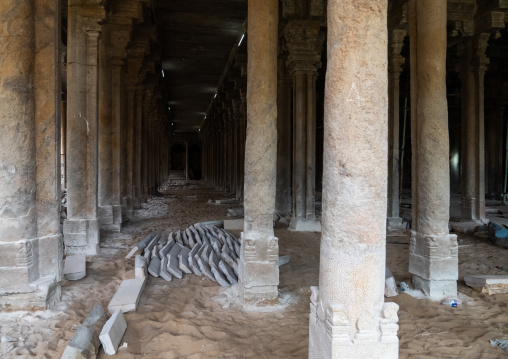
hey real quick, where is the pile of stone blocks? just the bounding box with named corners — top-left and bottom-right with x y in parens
top-left (133, 224), bottom-right (241, 287)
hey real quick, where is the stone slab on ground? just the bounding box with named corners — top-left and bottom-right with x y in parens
top-left (64, 254), bottom-right (86, 281)
top-left (464, 275), bottom-right (508, 295)
top-left (211, 266), bottom-right (230, 287)
top-left (159, 239), bottom-right (175, 258)
top-left (108, 278), bottom-right (146, 314)
top-left (168, 254), bottom-right (183, 279)
top-left (178, 247), bottom-right (192, 274)
top-left (136, 232), bottom-right (157, 251)
top-left (278, 255), bottom-right (290, 267)
top-left (61, 304), bottom-right (107, 359)
top-left (219, 260), bottom-right (238, 284)
top-left (221, 252), bottom-right (238, 276)
top-left (159, 257), bottom-right (173, 282)
top-left (148, 257), bottom-right (161, 277)
top-left (196, 220), bottom-right (224, 228)
top-left (449, 220), bottom-right (481, 234)
top-left (0, 276), bottom-right (60, 311)
top-left (188, 245), bottom-right (202, 276)
top-left (197, 257), bottom-right (216, 282)
top-left (99, 309), bottom-right (127, 355)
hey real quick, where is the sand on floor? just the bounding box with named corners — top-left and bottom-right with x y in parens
top-left (0, 181), bottom-right (507, 358)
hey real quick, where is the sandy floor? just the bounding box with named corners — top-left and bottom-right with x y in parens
top-left (1, 181), bottom-right (508, 358)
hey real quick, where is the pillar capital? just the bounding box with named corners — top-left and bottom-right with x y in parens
top-left (284, 20), bottom-right (325, 75)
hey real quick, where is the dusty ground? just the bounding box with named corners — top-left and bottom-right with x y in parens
top-left (0, 180), bottom-right (508, 358)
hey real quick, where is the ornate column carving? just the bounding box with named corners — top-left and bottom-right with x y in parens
top-left (284, 20), bottom-right (324, 232)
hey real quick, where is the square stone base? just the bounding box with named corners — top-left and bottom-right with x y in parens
top-left (241, 285), bottom-right (278, 306)
top-left (411, 275), bottom-right (457, 299)
top-left (0, 276), bottom-right (60, 312)
top-left (309, 287), bottom-right (399, 359)
top-left (63, 218), bottom-right (99, 256)
top-left (289, 217), bottom-right (321, 232)
top-left (386, 217), bottom-right (404, 230)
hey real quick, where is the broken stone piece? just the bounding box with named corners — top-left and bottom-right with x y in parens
top-left (135, 255), bottom-right (148, 279)
top-left (136, 232), bottom-right (158, 251)
top-left (278, 255), bottom-right (290, 267)
top-left (64, 254), bottom-right (86, 281)
top-left (197, 257), bottom-right (216, 282)
top-left (108, 278), bottom-right (146, 314)
top-left (188, 245), bottom-right (202, 276)
top-left (464, 275), bottom-right (508, 295)
top-left (178, 247), bottom-right (192, 274)
top-left (99, 309), bottom-right (127, 356)
top-left (159, 239), bottom-right (175, 259)
top-left (221, 252), bottom-right (238, 276)
top-left (61, 304), bottom-right (107, 359)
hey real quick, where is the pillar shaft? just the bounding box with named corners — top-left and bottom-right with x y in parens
top-left (133, 91), bottom-right (143, 209)
top-left (239, 0), bottom-right (279, 306)
top-left (460, 34), bottom-right (489, 221)
top-left (64, 3), bottom-right (102, 255)
top-left (110, 61), bottom-right (123, 229)
top-left (408, 0), bottom-right (458, 298)
top-left (309, 0), bottom-right (399, 357)
top-left (121, 88), bottom-right (134, 221)
top-left (284, 20), bottom-right (323, 232)
top-left (0, 0), bottom-right (62, 295)
top-left (387, 29), bottom-right (406, 230)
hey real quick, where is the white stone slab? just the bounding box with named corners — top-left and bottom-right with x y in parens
top-left (464, 275), bottom-right (508, 295)
top-left (198, 257), bottom-right (216, 282)
top-left (148, 257), bottom-right (161, 277)
top-left (99, 309), bottom-right (127, 355)
top-left (211, 266), bottom-right (230, 287)
top-left (64, 254), bottom-right (86, 281)
top-left (135, 255), bottom-right (147, 279)
top-left (168, 254), bottom-right (183, 279)
top-left (219, 260), bottom-right (238, 284)
top-left (108, 278), bottom-right (146, 314)
top-left (159, 257), bottom-right (173, 282)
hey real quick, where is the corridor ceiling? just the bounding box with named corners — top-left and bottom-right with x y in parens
top-left (155, 0), bottom-right (247, 134)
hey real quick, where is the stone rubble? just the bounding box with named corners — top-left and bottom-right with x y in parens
top-left (99, 309), bottom-right (127, 356)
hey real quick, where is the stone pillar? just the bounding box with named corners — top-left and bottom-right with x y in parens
top-left (284, 20), bottom-right (324, 232)
top-left (133, 90), bottom-right (143, 209)
top-left (239, 0), bottom-right (279, 306)
top-left (408, 0), bottom-right (458, 298)
top-left (459, 34), bottom-right (489, 222)
top-left (110, 60), bottom-right (123, 230)
top-left (276, 55), bottom-right (293, 214)
top-left (309, 1), bottom-right (399, 357)
top-left (98, 26), bottom-right (117, 233)
top-left (121, 88), bottom-right (135, 221)
top-left (0, 0), bottom-right (63, 306)
top-left (387, 29), bottom-right (406, 230)
top-left (64, 2), bottom-right (102, 255)
top-left (185, 141), bottom-right (190, 181)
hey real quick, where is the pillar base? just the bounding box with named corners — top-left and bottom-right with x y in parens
top-left (309, 287), bottom-right (399, 359)
top-left (386, 217), bottom-right (405, 230)
top-left (0, 276), bottom-right (60, 312)
top-left (132, 198), bottom-right (141, 210)
top-left (411, 275), bottom-right (457, 299)
top-left (98, 205), bottom-right (123, 233)
top-left (408, 231), bottom-right (458, 299)
top-left (63, 218), bottom-right (99, 255)
top-left (289, 217), bottom-right (321, 232)
top-left (241, 285), bottom-right (279, 306)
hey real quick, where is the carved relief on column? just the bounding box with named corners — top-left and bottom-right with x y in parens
top-left (284, 20), bottom-right (324, 232)
top-left (387, 28), bottom-right (406, 230)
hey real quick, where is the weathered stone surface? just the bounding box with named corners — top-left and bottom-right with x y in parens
top-left (159, 257), bottom-right (173, 282)
top-left (64, 255), bottom-right (86, 281)
top-left (167, 254), bottom-right (183, 279)
top-left (224, 219), bottom-right (244, 231)
top-left (464, 275), bottom-right (508, 295)
top-left (108, 278), bottom-right (146, 314)
top-left (61, 304), bottom-right (107, 359)
top-left (211, 266), bottom-right (230, 287)
top-left (178, 247), bottom-right (192, 274)
top-left (99, 309), bottom-right (127, 355)
top-left (137, 232), bottom-right (157, 251)
top-left (309, 0), bottom-right (399, 357)
top-left (408, 0), bottom-right (457, 299)
top-left (219, 260), bottom-right (238, 284)
top-left (148, 257), bottom-right (161, 277)
top-left (188, 245), bottom-right (202, 276)
top-left (197, 257), bottom-right (216, 282)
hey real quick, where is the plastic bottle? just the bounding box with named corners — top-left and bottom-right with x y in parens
top-left (442, 299), bottom-right (458, 307)
top-left (399, 282), bottom-right (408, 292)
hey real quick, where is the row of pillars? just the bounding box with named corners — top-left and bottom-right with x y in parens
top-left (62, 1), bottom-right (171, 256)
top-left (233, 0), bottom-right (491, 357)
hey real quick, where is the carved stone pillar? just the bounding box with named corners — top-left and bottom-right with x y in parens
top-left (459, 34), bottom-right (489, 221)
top-left (408, 0), bottom-right (457, 298)
top-left (387, 29), bottom-right (406, 230)
top-left (284, 20), bottom-right (324, 232)
top-left (239, 0), bottom-right (279, 306)
top-left (133, 90), bottom-right (143, 209)
top-left (98, 25), bottom-right (117, 233)
top-left (0, 0), bottom-right (62, 308)
top-left (276, 54), bottom-right (293, 214)
top-left (121, 87), bottom-right (135, 221)
top-left (309, 0), bottom-right (399, 357)
top-left (64, 2), bottom-right (103, 255)
top-left (110, 60), bottom-right (123, 230)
